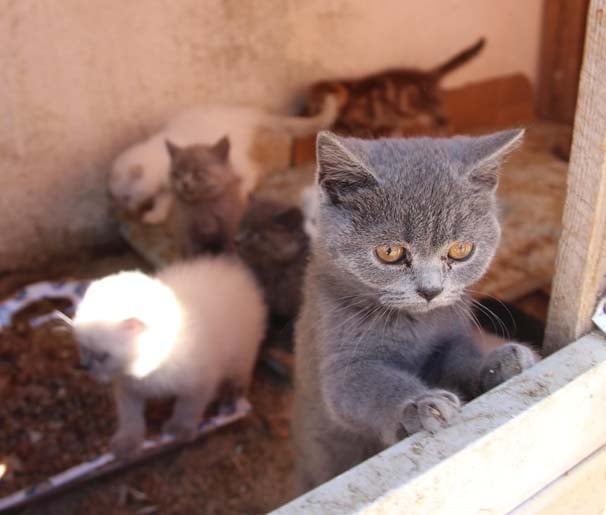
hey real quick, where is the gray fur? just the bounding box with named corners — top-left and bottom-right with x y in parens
top-left (293, 129), bottom-right (534, 492)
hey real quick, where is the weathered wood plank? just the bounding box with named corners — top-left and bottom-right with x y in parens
top-left (273, 334), bottom-right (606, 515)
top-left (512, 444), bottom-right (606, 515)
top-left (537, 0), bottom-right (589, 123)
top-left (544, 0), bottom-right (606, 353)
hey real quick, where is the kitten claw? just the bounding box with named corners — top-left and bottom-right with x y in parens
top-left (480, 342), bottom-right (537, 391)
top-left (400, 390), bottom-right (460, 437)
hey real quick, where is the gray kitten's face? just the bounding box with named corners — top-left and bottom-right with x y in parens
top-left (166, 136), bottom-right (233, 203)
top-left (315, 130), bottom-right (523, 313)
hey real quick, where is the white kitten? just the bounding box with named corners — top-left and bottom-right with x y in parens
top-left (109, 95), bottom-right (338, 224)
top-left (73, 256), bottom-right (267, 458)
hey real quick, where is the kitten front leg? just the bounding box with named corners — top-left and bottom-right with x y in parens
top-left (322, 360), bottom-right (461, 447)
top-left (111, 383), bottom-right (146, 459)
top-left (400, 390), bottom-right (461, 435)
top-left (142, 189), bottom-right (173, 224)
top-left (163, 392), bottom-right (209, 442)
top-left (480, 342), bottom-right (537, 392)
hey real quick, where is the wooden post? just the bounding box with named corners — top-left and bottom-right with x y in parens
top-left (544, 0), bottom-right (606, 354)
top-left (537, 0), bottom-right (589, 124)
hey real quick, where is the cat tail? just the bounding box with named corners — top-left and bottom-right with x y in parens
top-left (263, 94), bottom-right (339, 136)
top-left (431, 37), bottom-right (486, 78)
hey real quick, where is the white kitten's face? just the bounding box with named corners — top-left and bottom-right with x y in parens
top-left (74, 320), bottom-right (141, 383)
top-left (109, 163), bottom-right (155, 213)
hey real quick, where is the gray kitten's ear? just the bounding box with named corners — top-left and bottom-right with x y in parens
top-left (165, 140), bottom-right (181, 159)
top-left (212, 135), bottom-right (230, 161)
top-left (316, 131), bottom-right (378, 204)
top-left (466, 128), bottom-right (524, 190)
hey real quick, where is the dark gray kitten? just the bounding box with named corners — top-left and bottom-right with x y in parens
top-left (293, 130), bottom-right (536, 492)
top-left (237, 198), bottom-right (309, 321)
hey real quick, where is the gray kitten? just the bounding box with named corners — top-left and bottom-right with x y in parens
top-left (166, 136), bottom-right (245, 255)
top-left (293, 130), bottom-right (537, 492)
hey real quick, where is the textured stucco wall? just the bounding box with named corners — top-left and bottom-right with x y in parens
top-left (0, 0), bottom-right (543, 271)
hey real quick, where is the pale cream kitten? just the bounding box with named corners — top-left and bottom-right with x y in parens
top-left (109, 95), bottom-right (338, 224)
top-left (73, 256), bottom-right (267, 459)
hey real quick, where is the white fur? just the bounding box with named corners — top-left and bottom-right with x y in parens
top-left (300, 184), bottom-right (320, 240)
top-left (109, 96), bottom-right (338, 224)
top-left (73, 256), bottom-right (267, 397)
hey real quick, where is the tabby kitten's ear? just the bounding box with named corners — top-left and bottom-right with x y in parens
top-left (212, 135), bottom-right (230, 162)
top-left (465, 128), bottom-right (524, 191)
top-left (165, 140), bottom-right (181, 160)
top-left (316, 131), bottom-right (378, 205)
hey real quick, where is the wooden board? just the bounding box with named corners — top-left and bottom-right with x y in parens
top-left (537, 0), bottom-right (589, 124)
top-left (443, 73), bottom-right (535, 133)
top-left (545, 0), bottom-right (606, 353)
top-left (272, 333), bottom-right (606, 514)
top-left (512, 445), bottom-right (606, 515)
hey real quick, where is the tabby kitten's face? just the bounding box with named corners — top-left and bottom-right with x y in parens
top-left (315, 129), bottom-right (523, 313)
top-left (166, 136), bottom-right (233, 203)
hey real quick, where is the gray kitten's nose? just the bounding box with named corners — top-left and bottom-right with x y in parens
top-left (416, 287), bottom-right (443, 302)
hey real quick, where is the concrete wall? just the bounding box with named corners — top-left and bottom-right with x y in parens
top-left (0, 0), bottom-right (543, 271)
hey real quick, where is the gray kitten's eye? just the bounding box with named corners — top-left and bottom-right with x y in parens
top-left (447, 242), bottom-right (474, 261)
top-left (375, 245), bottom-right (408, 264)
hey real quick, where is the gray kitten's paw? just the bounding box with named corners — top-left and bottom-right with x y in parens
top-left (400, 390), bottom-right (461, 436)
top-left (110, 431), bottom-right (143, 460)
top-left (481, 342), bottom-right (537, 391)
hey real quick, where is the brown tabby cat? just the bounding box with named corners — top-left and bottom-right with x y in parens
top-left (166, 137), bottom-right (245, 255)
top-left (305, 38), bottom-right (485, 137)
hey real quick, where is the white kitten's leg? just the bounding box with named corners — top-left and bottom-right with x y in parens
top-left (142, 190), bottom-right (173, 224)
top-left (111, 383), bottom-right (146, 459)
top-left (163, 392), bottom-right (209, 442)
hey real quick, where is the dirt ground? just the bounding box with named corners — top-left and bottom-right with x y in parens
top-left (0, 253), bottom-right (297, 515)
top-left (19, 371), bottom-right (296, 515)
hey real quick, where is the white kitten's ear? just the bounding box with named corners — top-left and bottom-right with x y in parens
top-left (212, 135), bottom-right (230, 162)
top-left (316, 131), bottom-right (378, 205)
top-left (165, 139), bottom-right (180, 159)
top-left (120, 317), bottom-right (146, 335)
top-left (466, 129), bottom-right (524, 190)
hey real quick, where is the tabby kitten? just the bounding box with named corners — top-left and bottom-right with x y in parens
top-left (305, 38), bottom-right (485, 137)
top-left (166, 137), bottom-right (245, 255)
top-left (293, 129), bottom-right (536, 492)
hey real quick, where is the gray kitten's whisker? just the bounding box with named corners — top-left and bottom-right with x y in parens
top-left (468, 298), bottom-right (511, 339)
top-left (464, 288), bottom-right (518, 335)
top-left (453, 302), bottom-right (482, 338)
